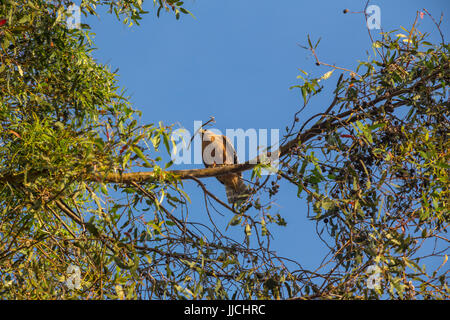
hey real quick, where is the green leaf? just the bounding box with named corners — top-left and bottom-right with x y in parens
top-left (17, 65), bottom-right (23, 77)
top-left (85, 222), bottom-right (100, 237)
top-left (301, 86), bottom-right (308, 104)
top-left (131, 145), bottom-right (152, 167)
top-left (321, 199), bottom-right (335, 211)
top-left (228, 215), bottom-right (241, 227)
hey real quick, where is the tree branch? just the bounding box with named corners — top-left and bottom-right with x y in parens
top-left (98, 75), bottom-right (445, 184)
top-left (1, 65), bottom-right (446, 187)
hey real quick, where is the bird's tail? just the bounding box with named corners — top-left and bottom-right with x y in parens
top-left (225, 179), bottom-right (251, 206)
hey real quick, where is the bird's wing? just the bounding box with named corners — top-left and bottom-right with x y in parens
top-left (221, 135), bottom-right (238, 165)
top-left (221, 134), bottom-right (242, 178)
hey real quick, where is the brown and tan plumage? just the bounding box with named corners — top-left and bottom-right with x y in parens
top-left (200, 129), bottom-right (250, 206)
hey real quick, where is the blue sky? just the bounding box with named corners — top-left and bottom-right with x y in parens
top-left (85, 1), bottom-right (449, 281)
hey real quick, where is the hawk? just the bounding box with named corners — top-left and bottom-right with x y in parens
top-left (200, 129), bottom-right (250, 206)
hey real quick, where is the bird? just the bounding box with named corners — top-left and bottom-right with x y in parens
top-left (199, 129), bottom-right (250, 206)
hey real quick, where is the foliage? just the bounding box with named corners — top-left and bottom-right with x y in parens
top-left (0, 1), bottom-right (448, 299)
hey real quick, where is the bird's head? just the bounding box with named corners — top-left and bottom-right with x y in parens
top-left (199, 129), bottom-right (216, 141)
top-left (188, 128), bottom-right (212, 150)
top-left (189, 128), bottom-right (216, 146)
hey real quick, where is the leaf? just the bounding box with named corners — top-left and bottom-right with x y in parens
top-left (8, 130), bottom-right (21, 139)
top-left (355, 120), bottom-right (364, 132)
top-left (321, 199), bottom-right (335, 211)
top-left (436, 162), bottom-right (450, 169)
top-left (228, 215), bottom-right (241, 227)
top-left (162, 133), bottom-right (171, 155)
top-left (301, 86), bottom-right (307, 104)
top-left (245, 224), bottom-right (251, 236)
top-left (100, 183), bottom-right (108, 195)
top-left (115, 284), bottom-right (125, 299)
top-left (373, 41), bottom-right (383, 48)
top-left (368, 122), bottom-right (386, 131)
top-left (151, 135), bottom-right (161, 150)
top-left (320, 70), bottom-right (334, 81)
top-left (113, 256), bottom-right (134, 270)
top-left (132, 145), bottom-right (152, 167)
top-left (17, 65), bottom-right (23, 77)
top-left (298, 68), bottom-right (308, 76)
top-left (85, 222), bottom-right (100, 237)
top-left (307, 34), bottom-right (312, 48)
top-left (122, 152), bottom-right (131, 168)
top-left (314, 37), bottom-right (322, 49)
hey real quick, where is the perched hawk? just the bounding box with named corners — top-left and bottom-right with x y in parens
top-left (200, 129), bottom-right (250, 206)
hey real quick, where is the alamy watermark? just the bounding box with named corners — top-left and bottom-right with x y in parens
top-left (170, 121), bottom-right (280, 174)
top-left (366, 5), bottom-right (381, 30)
top-left (65, 264), bottom-right (81, 290)
top-left (366, 264), bottom-right (381, 289)
top-left (66, 3), bottom-right (81, 30)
